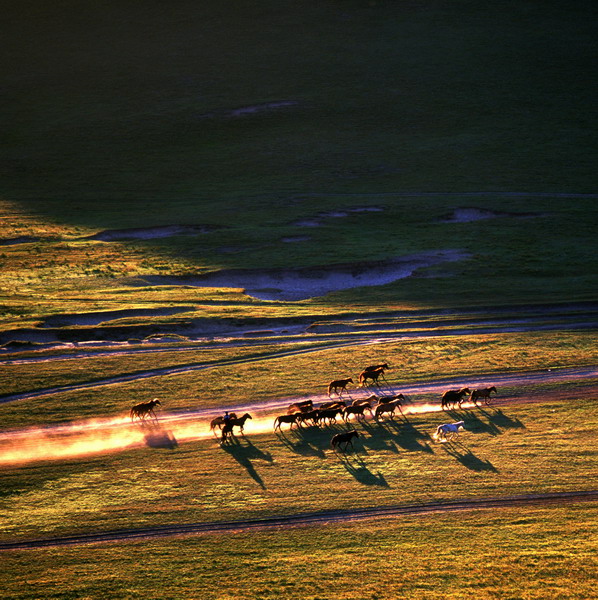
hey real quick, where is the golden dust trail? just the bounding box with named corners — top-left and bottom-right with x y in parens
top-left (0, 400), bottom-right (458, 467)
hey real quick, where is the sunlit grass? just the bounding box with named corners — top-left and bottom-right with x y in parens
top-left (2, 504), bottom-right (596, 599)
top-left (1, 396), bottom-right (596, 541)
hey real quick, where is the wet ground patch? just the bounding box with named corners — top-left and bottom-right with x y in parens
top-left (290, 206), bottom-right (385, 228)
top-left (85, 224), bottom-right (222, 241)
top-left (142, 249), bottom-right (469, 301)
top-left (438, 207), bottom-right (543, 223)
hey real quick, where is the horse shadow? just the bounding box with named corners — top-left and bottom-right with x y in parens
top-left (358, 421), bottom-right (399, 453)
top-left (480, 408), bottom-right (526, 430)
top-left (142, 424), bottom-right (178, 449)
top-left (441, 440), bottom-right (499, 473)
top-left (392, 420), bottom-right (434, 454)
top-left (336, 452), bottom-right (390, 488)
top-left (276, 427), bottom-right (326, 459)
top-left (220, 436), bottom-right (273, 489)
top-left (456, 410), bottom-right (502, 436)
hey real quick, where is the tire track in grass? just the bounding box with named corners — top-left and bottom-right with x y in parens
top-left (1, 491), bottom-right (596, 550)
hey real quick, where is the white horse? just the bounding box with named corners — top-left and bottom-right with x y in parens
top-left (435, 420), bottom-right (465, 441)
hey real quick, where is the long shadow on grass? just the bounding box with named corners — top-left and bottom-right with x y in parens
top-left (220, 435), bottom-right (273, 489)
top-left (480, 407), bottom-right (525, 431)
top-left (361, 416), bottom-right (433, 454)
top-left (446, 408), bottom-right (525, 436)
top-left (275, 426), bottom-right (326, 458)
top-left (440, 439), bottom-right (499, 473)
top-left (335, 450), bottom-right (390, 488)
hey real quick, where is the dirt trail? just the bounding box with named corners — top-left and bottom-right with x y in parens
top-left (1, 490), bottom-right (596, 550)
top-left (0, 367), bottom-right (596, 467)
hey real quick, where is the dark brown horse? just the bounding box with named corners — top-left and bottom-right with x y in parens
top-left (296, 409), bottom-right (320, 427)
top-left (220, 413), bottom-right (252, 443)
top-left (469, 386), bottom-right (497, 406)
top-left (363, 363), bottom-right (389, 373)
top-left (273, 413), bottom-right (302, 431)
top-left (342, 402), bottom-right (373, 422)
top-left (318, 407), bottom-right (343, 426)
top-left (319, 400), bottom-right (347, 410)
top-left (287, 400), bottom-right (314, 414)
top-left (441, 388), bottom-right (471, 410)
top-left (358, 367), bottom-right (386, 387)
top-left (210, 412), bottom-right (238, 431)
top-left (130, 399), bottom-right (161, 422)
top-left (331, 430), bottom-right (360, 452)
top-left (374, 397), bottom-right (404, 421)
top-left (327, 378), bottom-right (353, 397)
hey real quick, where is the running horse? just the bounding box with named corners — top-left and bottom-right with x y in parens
top-left (273, 413), bottom-right (302, 431)
top-left (469, 386), bottom-right (497, 406)
top-left (342, 402), bottom-right (373, 422)
top-left (435, 420), bottom-right (465, 441)
top-left (327, 378), bottom-right (354, 398)
top-left (220, 413), bottom-right (252, 443)
top-left (374, 395), bottom-right (406, 421)
top-left (440, 388), bottom-right (471, 410)
top-left (130, 398), bottom-right (161, 423)
top-left (331, 430), bottom-right (360, 452)
top-left (210, 412), bottom-right (238, 431)
top-left (358, 367), bottom-right (386, 387)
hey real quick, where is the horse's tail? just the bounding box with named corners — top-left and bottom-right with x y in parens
top-left (327, 383), bottom-right (334, 396)
top-left (273, 417), bottom-right (280, 430)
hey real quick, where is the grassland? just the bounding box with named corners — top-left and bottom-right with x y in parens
top-left (1, 0), bottom-right (597, 329)
top-left (1, 1), bottom-right (597, 598)
top-left (1, 393), bottom-right (596, 542)
top-left (1, 329), bottom-right (597, 429)
top-left (3, 503), bottom-right (597, 600)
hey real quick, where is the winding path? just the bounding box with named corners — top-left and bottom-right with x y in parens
top-left (1, 490), bottom-right (596, 550)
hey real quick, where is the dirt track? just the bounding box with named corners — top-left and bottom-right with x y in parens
top-left (1, 490), bottom-right (596, 551)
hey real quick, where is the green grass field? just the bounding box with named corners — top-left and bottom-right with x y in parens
top-left (3, 504), bottom-right (596, 600)
top-left (1, 1), bottom-right (597, 598)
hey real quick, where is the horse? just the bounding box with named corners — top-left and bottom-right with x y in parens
top-left (327, 378), bottom-right (353, 397)
top-left (441, 388), bottom-right (471, 410)
top-left (374, 397), bottom-right (404, 421)
top-left (317, 407), bottom-right (343, 426)
top-left (331, 430), bottom-right (360, 452)
top-left (358, 367), bottom-right (386, 387)
top-left (363, 363), bottom-right (389, 373)
top-left (296, 409), bottom-right (320, 427)
top-left (210, 412), bottom-right (238, 431)
top-left (342, 402), bottom-right (373, 422)
top-left (319, 400), bottom-right (347, 410)
top-left (274, 413), bottom-right (301, 431)
top-left (130, 399), bottom-right (161, 422)
top-left (287, 400), bottom-right (314, 414)
top-left (352, 395), bottom-right (378, 407)
top-left (435, 420), bottom-right (465, 441)
top-left (469, 386), bottom-right (497, 406)
top-left (220, 413), bottom-right (252, 443)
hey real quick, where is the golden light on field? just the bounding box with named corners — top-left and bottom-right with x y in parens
top-left (0, 402), bottom-right (456, 466)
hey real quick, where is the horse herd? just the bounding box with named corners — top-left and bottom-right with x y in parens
top-left (128, 363), bottom-right (498, 450)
